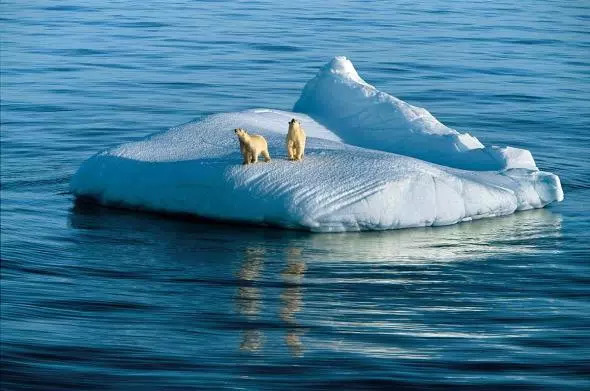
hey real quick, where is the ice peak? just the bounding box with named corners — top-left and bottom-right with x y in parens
top-left (294, 56), bottom-right (539, 171)
top-left (322, 56), bottom-right (368, 85)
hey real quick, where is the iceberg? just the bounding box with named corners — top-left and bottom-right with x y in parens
top-left (70, 57), bottom-right (563, 232)
top-left (295, 57), bottom-right (536, 171)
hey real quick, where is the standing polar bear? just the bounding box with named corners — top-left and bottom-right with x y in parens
top-left (234, 128), bottom-right (271, 165)
top-left (286, 118), bottom-right (306, 161)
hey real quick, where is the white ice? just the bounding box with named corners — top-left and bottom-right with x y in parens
top-left (295, 57), bottom-right (537, 171)
top-left (70, 57), bottom-right (563, 232)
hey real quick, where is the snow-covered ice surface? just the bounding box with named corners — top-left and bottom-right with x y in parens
top-left (295, 57), bottom-right (538, 171)
top-left (71, 57), bottom-right (563, 232)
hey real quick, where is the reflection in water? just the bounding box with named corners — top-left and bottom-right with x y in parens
top-left (281, 248), bottom-right (306, 357)
top-left (67, 202), bottom-right (563, 361)
top-left (240, 329), bottom-right (264, 352)
top-left (235, 246), bottom-right (307, 356)
top-left (305, 209), bottom-right (563, 264)
top-left (236, 248), bottom-right (265, 352)
top-left (69, 201), bottom-right (562, 265)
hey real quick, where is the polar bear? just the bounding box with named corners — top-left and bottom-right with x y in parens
top-left (234, 128), bottom-right (271, 164)
top-left (286, 118), bottom-right (306, 161)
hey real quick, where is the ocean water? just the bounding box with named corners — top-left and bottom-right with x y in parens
top-left (1, 0), bottom-right (589, 389)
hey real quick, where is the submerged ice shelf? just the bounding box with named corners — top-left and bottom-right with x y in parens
top-left (70, 57), bottom-right (563, 232)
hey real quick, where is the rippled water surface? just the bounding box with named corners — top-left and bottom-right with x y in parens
top-left (1, 1), bottom-right (589, 390)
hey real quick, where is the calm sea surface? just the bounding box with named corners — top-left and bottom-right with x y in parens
top-left (1, 1), bottom-right (589, 390)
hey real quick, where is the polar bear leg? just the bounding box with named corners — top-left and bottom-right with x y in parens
top-left (297, 139), bottom-right (306, 160)
top-left (294, 142), bottom-right (304, 161)
top-left (262, 149), bottom-right (271, 162)
top-left (251, 149), bottom-right (259, 164)
top-left (286, 140), bottom-right (295, 160)
top-left (242, 151), bottom-right (250, 165)
top-left (240, 141), bottom-right (249, 164)
top-left (243, 147), bottom-right (255, 165)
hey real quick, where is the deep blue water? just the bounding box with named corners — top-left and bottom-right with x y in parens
top-left (1, 0), bottom-right (589, 390)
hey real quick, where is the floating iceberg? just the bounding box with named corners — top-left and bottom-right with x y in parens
top-left (71, 57), bottom-right (563, 232)
top-left (295, 57), bottom-right (537, 171)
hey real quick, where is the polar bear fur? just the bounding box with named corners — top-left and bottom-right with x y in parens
top-left (234, 128), bottom-right (271, 164)
top-left (286, 118), bottom-right (306, 161)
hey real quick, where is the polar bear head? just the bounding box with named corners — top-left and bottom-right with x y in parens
top-left (234, 128), bottom-right (248, 139)
top-left (288, 118), bottom-right (301, 132)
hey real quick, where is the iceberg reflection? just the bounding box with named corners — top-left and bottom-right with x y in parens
top-left (306, 209), bottom-right (562, 264)
top-left (68, 203), bottom-right (562, 359)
